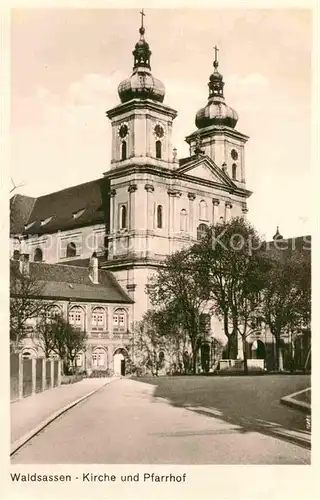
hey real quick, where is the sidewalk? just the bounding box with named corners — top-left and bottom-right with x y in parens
top-left (11, 377), bottom-right (119, 453)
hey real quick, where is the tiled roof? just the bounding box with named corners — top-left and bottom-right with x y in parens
top-left (178, 155), bottom-right (198, 167)
top-left (264, 235), bottom-right (311, 262)
top-left (10, 261), bottom-right (133, 304)
top-left (10, 178), bottom-right (111, 236)
top-left (10, 194), bottom-right (36, 234)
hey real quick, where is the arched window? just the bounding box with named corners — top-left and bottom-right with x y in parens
top-left (121, 141), bottom-right (127, 160)
top-left (159, 351), bottom-right (165, 362)
top-left (197, 223), bottom-right (208, 241)
top-left (34, 247), bottom-right (43, 262)
top-left (180, 209), bottom-right (187, 232)
top-left (92, 347), bottom-right (106, 368)
top-left (156, 140), bottom-right (162, 159)
top-left (119, 205), bottom-right (127, 229)
top-left (66, 242), bottom-right (77, 258)
top-left (157, 205), bottom-right (163, 229)
top-left (48, 305), bottom-right (62, 320)
top-left (199, 200), bottom-right (207, 220)
top-left (68, 306), bottom-right (84, 329)
top-left (113, 308), bottom-right (127, 332)
top-left (92, 307), bottom-right (107, 331)
top-left (232, 163), bottom-right (237, 180)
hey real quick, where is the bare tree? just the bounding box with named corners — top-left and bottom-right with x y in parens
top-left (10, 265), bottom-right (47, 352)
top-left (50, 315), bottom-right (87, 375)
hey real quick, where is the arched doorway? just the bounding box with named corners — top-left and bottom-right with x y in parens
top-left (113, 347), bottom-right (128, 376)
top-left (251, 339), bottom-right (266, 360)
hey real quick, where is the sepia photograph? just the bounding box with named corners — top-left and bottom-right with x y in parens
top-left (8, 5), bottom-right (312, 470)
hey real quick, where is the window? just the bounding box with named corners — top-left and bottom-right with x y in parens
top-left (113, 308), bottom-right (127, 331)
top-left (156, 140), bottom-right (162, 159)
top-left (48, 305), bottom-right (62, 320)
top-left (66, 242), bottom-right (77, 258)
top-left (180, 209), bottom-right (187, 232)
top-left (199, 200), bottom-right (207, 220)
top-left (121, 141), bottom-right (127, 160)
top-left (92, 348), bottom-right (106, 367)
top-left (92, 307), bottom-right (106, 330)
top-left (197, 223), bottom-right (208, 241)
top-left (119, 205), bottom-right (127, 229)
top-left (34, 247), bottom-right (43, 262)
top-left (232, 163), bottom-right (237, 180)
top-left (157, 205), bottom-right (163, 229)
top-left (68, 306), bottom-right (84, 329)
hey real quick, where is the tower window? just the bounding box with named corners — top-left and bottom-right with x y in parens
top-left (180, 209), bottom-right (187, 232)
top-left (232, 163), bottom-right (237, 181)
top-left (156, 140), bottom-right (162, 159)
top-left (121, 141), bottom-right (127, 161)
top-left (199, 200), bottom-right (208, 220)
top-left (157, 205), bottom-right (163, 229)
top-left (120, 205), bottom-right (127, 229)
top-left (66, 242), bottom-right (77, 258)
top-left (34, 247), bottom-right (43, 262)
top-left (197, 223), bottom-right (208, 241)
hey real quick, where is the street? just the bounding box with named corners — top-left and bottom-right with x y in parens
top-left (11, 375), bottom-right (310, 464)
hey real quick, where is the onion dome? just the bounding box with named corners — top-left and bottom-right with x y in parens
top-left (273, 226), bottom-right (283, 240)
top-left (195, 46), bottom-right (238, 129)
top-left (118, 10), bottom-right (165, 104)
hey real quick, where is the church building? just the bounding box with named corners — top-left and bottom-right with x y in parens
top-left (10, 12), bottom-right (259, 371)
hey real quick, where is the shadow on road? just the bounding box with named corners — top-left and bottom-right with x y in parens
top-left (132, 375), bottom-right (311, 450)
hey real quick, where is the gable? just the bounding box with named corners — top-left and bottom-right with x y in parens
top-left (176, 156), bottom-right (234, 188)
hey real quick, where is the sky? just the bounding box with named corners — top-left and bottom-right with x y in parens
top-left (10, 7), bottom-right (312, 240)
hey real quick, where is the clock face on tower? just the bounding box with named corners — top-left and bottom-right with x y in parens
top-left (118, 124), bottom-right (129, 139)
top-left (154, 124), bottom-right (164, 138)
top-left (231, 148), bottom-right (239, 161)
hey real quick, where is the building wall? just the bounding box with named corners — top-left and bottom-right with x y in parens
top-left (10, 224), bottom-right (106, 264)
top-left (19, 298), bottom-right (133, 375)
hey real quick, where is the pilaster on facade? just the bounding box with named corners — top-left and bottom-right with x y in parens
top-left (128, 183), bottom-right (138, 231)
top-left (212, 198), bottom-right (220, 225)
top-left (110, 188), bottom-right (117, 235)
top-left (225, 201), bottom-right (233, 222)
top-left (187, 192), bottom-right (196, 238)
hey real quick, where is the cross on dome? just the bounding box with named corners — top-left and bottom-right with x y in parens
top-left (213, 45), bottom-right (219, 68)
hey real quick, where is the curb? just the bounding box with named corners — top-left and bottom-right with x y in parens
top-left (10, 377), bottom-right (119, 456)
top-left (280, 387), bottom-right (311, 414)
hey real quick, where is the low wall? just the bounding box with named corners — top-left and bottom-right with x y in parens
top-left (10, 353), bottom-right (61, 402)
top-left (219, 359), bottom-right (265, 372)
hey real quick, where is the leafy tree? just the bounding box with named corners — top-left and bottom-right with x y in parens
top-left (261, 253), bottom-right (311, 371)
top-left (10, 264), bottom-right (47, 352)
top-left (191, 217), bottom-right (270, 370)
top-left (148, 249), bottom-right (210, 374)
top-left (50, 316), bottom-right (87, 374)
top-left (130, 309), bottom-right (190, 376)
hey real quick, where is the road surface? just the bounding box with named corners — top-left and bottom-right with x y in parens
top-left (11, 375), bottom-right (310, 464)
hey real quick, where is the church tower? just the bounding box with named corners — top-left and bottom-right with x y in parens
top-left (102, 15), bottom-right (252, 323)
top-left (107, 11), bottom-right (177, 168)
top-left (185, 46), bottom-right (248, 187)
top-left (102, 11), bottom-right (179, 321)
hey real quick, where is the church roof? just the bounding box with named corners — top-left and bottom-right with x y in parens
top-left (10, 260), bottom-right (133, 304)
top-left (10, 194), bottom-right (36, 234)
top-left (10, 178), bottom-right (110, 236)
top-left (264, 234), bottom-right (311, 263)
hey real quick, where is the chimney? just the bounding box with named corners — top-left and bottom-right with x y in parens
top-left (89, 252), bottom-right (99, 284)
top-left (19, 253), bottom-right (30, 276)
